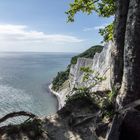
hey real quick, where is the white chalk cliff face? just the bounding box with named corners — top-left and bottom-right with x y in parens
top-left (58, 41), bottom-right (114, 108)
top-left (69, 58), bottom-right (93, 90)
top-left (91, 41), bottom-right (113, 92)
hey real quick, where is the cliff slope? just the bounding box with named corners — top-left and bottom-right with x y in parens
top-left (51, 42), bottom-right (113, 109)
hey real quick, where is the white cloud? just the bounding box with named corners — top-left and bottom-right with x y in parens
top-left (0, 24), bottom-right (83, 43)
top-left (0, 24), bottom-right (84, 52)
top-left (83, 23), bottom-right (109, 31)
top-left (83, 27), bottom-right (95, 32)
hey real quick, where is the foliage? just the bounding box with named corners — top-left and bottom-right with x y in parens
top-left (107, 87), bottom-right (117, 103)
top-left (66, 66), bottom-right (106, 102)
top-left (66, 66), bottom-right (115, 119)
top-left (100, 89), bottom-right (117, 119)
top-left (52, 68), bottom-right (70, 91)
top-left (66, 0), bottom-right (116, 42)
top-left (80, 66), bottom-right (106, 89)
top-left (66, 87), bottom-right (92, 103)
top-left (71, 45), bottom-right (103, 64)
top-left (66, 0), bottom-right (96, 22)
top-left (97, 0), bottom-right (116, 17)
top-left (66, 0), bottom-right (115, 22)
top-left (99, 22), bottom-right (114, 42)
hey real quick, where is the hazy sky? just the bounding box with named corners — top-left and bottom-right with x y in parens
top-left (0, 0), bottom-right (113, 52)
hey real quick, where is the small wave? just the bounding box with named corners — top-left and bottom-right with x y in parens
top-left (0, 77), bottom-right (3, 81)
top-left (0, 85), bottom-right (33, 126)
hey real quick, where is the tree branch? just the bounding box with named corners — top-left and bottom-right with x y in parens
top-left (0, 111), bottom-right (37, 124)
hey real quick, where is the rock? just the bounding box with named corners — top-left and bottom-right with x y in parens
top-left (119, 109), bottom-right (140, 140)
top-left (107, 103), bottom-right (140, 140)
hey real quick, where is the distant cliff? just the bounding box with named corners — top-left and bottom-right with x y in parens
top-left (52, 45), bottom-right (103, 92)
top-left (51, 42), bottom-right (113, 109)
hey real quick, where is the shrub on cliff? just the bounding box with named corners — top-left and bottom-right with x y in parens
top-left (71, 45), bottom-right (103, 64)
top-left (52, 68), bottom-right (70, 91)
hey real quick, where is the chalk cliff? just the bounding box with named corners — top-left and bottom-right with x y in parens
top-left (52, 41), bottom-right (114, 109)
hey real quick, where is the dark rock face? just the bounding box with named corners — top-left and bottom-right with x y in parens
top-left (107, 102), bottom-right (140, 140)
top-left (119, 110), bottom-right (140, 140)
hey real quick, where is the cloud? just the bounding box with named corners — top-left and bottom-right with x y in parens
top-left (0, 24), bottom-right (83, 43)
top-left (0, 24), bottom-right (85, 52)
top-left (83, 23), bottom-right (109, 31)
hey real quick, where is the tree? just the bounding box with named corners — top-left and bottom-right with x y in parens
top-left (66, 0), bottom-right (115, 42)
top-left (66, 0), bottom-right (115, 22)
top-left (111, 0), bottom-right (129, 97)
top-left (66, 0), bottom-right (140, 108)
top-left (118, 0), bottom-right (140, 106)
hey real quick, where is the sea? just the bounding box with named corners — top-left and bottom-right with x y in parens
top-left (0, 52), bottom-right (76, 126)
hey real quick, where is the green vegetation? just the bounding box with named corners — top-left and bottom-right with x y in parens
top-left (66, 0), bottom-right (115, 22)
top-left (99, 90), bottom-right (116, 119)
top-left (66, 87), bottom-right (92, 103)
top-left (66, 66), bottom-right (115, 119)
top-left (99, 22), bottom-right (114, 42)
top-left (52, 68), bottom-right (70, 91)
top-left (52, 45), bottom-right (103, 91)
top-left (66, 66), bottom-right (106, 101)
top-left (66, 0), bottom-right (115, 42)
top-left (71, 45), bottom-right (103, 64)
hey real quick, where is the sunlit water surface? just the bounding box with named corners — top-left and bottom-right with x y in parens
top-left (0, 52), bottom-right (75, 126)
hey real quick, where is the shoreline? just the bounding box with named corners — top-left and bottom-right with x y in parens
top-left (48, 84), bottom-right (62, 110)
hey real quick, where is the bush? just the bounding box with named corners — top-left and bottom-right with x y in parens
top-left (52, 68), bottom-right (70, 91)
top-left (71, 45), bottom-right (103, 64)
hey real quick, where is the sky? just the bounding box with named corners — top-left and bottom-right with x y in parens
top-left (0, 0), bottom-right (113, 52)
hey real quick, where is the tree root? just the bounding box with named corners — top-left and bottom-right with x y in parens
top-left (0, 111), bottom-right (37, 124)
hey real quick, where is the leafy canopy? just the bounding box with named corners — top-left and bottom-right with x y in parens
top-left (66, 0), bottom-right (116, 42)
top-left (66, 0), bottom-right (115, 22)
top-left (99, 22), bottom-right (114, 42)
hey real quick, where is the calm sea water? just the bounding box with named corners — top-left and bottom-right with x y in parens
top-left (0, 52), bottom-right (75, 125)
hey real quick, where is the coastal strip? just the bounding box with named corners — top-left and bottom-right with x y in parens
top-left (49, 84), bottom-right (62, 110)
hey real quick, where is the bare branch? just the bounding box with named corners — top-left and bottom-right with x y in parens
top-left (0, 111), bottom-right (37, 124)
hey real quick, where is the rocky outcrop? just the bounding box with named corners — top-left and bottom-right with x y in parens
top-left (107, 99), bottom-right (140, 140)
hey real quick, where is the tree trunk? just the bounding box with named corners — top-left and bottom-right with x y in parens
top-left (108, 0), bottom-right (140, 139)
top-left (111, 0), bottom-right (129, 92)
top-left (118, 0), bottom-right (140, 106)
